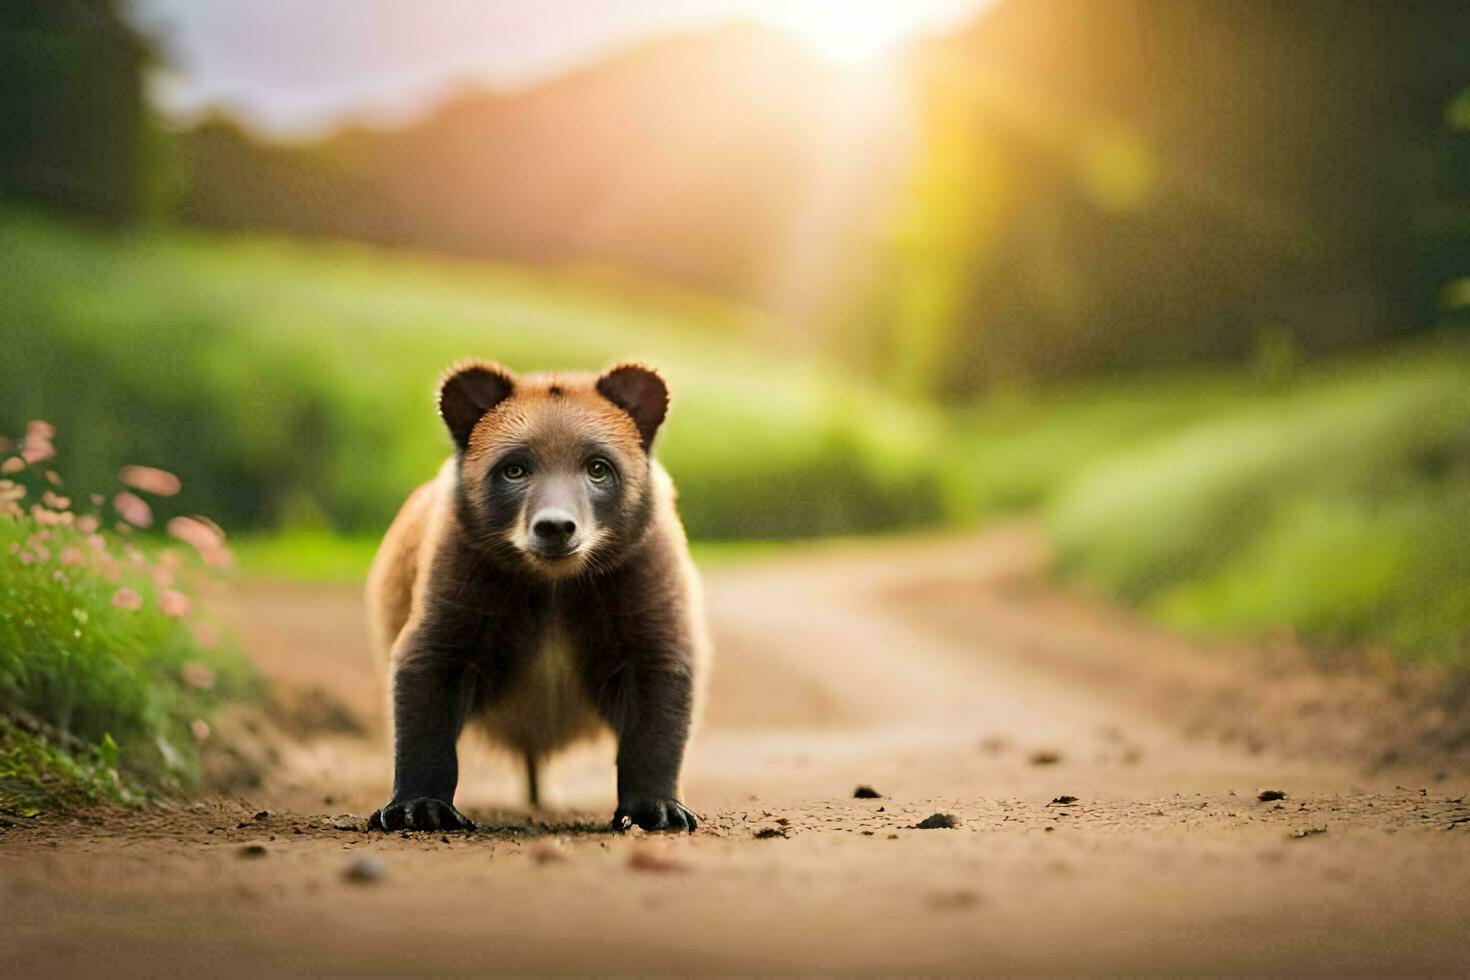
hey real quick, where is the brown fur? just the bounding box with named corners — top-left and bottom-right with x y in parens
top-left (365, 363), bottom-right (708, 832)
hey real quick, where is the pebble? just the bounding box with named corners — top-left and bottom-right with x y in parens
top-left (914, 813), bottom-right (960, 830)
top-left (343, 854), bottom-right (386, 883)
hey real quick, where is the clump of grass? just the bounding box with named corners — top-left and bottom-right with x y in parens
top-left (1153, 480), bottom-right (1470, 665)
top-left (0, 422), bottom-right (257, 815)
top-left (230, 530), bottom-right (381, 583)
top-left (940, 369), bottom-right (1254, 522)
top-left (1047, 341), bottom-right (1470, 663)
top-left (0, 720), bottom-right (129, 816)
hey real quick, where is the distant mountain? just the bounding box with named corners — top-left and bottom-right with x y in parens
top-left (177, 24), bottom-right (916, 321)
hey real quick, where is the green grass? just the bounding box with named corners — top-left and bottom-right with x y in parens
top-left (1047, 338), bottom-right (1470, 664)
top-left (0, 508), bottom-right (258, 814)
top-left (0, 720), bottom-right (131, 816)
top-left (938, 370), bottom-right (1258, 523)
top-left (0, 208), bottom-right (946, 541)
top-left (1152, 483), bottom-right (1470, 661)
top-left (232, 531), bottom-right (381, 584)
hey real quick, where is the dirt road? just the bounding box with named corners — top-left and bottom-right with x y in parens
top-left (5, 527), bottom-right (1469, 974)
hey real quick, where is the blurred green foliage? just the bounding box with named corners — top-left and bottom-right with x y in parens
top-left (230, 532), bottom-right (384, 584)
top-left (938, 371), bottom-right (1256, 524)
top-left (1049, 340), bottom-right (1470, 663)
top-left (0, 210), bottom-right (946, 540)
top-left (883, 0), bottom-right (1470, 395)
top-left (0, 0), bottom-right (170, 223)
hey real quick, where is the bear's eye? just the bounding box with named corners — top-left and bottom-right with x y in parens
top-left (501, 463), bottom-right (529, 481)
top-left (586, 458), bottom-right (613, 482)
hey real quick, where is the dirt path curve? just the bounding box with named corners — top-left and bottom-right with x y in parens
top-left (5, 526), bottom-right (1470, 975)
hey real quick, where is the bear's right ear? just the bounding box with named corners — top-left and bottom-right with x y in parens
top-left (437, 360), bottom-right (515, 450)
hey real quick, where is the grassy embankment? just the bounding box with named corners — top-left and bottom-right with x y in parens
top-left (1047, 345), bottom-right (1470, 664)
top-left (0, 432), bottom-right (256, 816)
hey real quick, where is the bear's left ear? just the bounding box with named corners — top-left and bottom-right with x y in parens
top-left (596, 363), bottom-right (668, 452)
top-left (438, 360), bottom-right (516, 450)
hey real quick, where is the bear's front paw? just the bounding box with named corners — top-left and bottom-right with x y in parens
top-left (369, 798), bottom-right (475, 832)
top-left (613, 797), bottom-right (698, 833)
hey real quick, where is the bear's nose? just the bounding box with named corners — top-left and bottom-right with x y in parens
top-left (530, 509), bottom-right (578, 547)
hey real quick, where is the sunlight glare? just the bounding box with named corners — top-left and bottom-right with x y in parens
top-left (751, 0), bottom-right (993, 65)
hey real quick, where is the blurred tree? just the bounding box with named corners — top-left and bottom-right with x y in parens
top-left (886, 0), bottom-right (1470, 395)
top-left (177, 115), bottom-right (408, 243)
top-left (0, 0), bottom-right (164, 223)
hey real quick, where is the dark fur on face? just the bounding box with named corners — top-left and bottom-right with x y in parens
top-left (442, 361), bottom-right (665, 580)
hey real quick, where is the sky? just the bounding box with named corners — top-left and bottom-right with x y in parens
top-left (129, 0), bottom-right (995, 136)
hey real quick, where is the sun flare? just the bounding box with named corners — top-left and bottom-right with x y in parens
top-left (750, 0), bottom-right (993, 64)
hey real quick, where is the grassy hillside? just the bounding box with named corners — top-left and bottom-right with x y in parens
top-left (1048, 342), bottom-right (1470, 664)
top-left (0, 210), bottom-right (946, 541)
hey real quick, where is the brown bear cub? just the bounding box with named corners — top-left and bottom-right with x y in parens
top-left (365, 361), bottom-right (708, 833)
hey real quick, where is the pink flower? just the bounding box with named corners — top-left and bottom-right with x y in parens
top-left (167, 515), bottom-right (232, 568)
top-left (59, 546), bottom-right (84, 566)
top-left (30, 506), bottom-right (67, 526)
top-left (89, 494), bottom-right (104, 508)
top-left (87, 534), bottom-right (107, 551)
top-left (41, 491), bottom-right (70, 511)
top-left (76, 515), bottom-right (99, 535)
top-left (16, 550), bottom-right (34, 565)
top-left (0, 480), bottom-right (23, 502)
top-left (21, 421), bottom-right (55, 465)
top-left (167, 514), bottom-right (223, 549)
top-left (119, 465), bottom-right (182, 497)
top-left (190, 719), bottom-right (211, 741)
top-left (111, 587), bottom-right (143, 610)
top-left (44, 470), bottom-right (62, 486)
top-left (158, 589), bottom-right (191, 618)
top-left (191, 621), bottom-right (220, 649)
top-left (113, 492), bottom-right (153, 529)
top-left (52, 570), bottom-right (69, 586)
top-left (181, 661), bottom-right (216, 689)
top-left (0, 457), bottom-right (22, 475)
